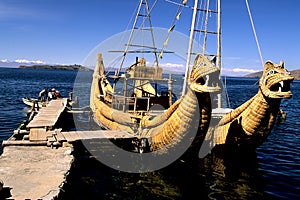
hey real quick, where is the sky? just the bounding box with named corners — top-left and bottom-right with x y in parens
top-left (0, 0), bottom-right (299, 76)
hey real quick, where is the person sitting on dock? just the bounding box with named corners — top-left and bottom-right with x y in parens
top-left (38, 88), bottom-right (48, 101)
top-left (48, 88), bottom-right (62, 100)
top-left (48, 89), bottom-right (55, 100)
top-left (53, 89), bottom-right (61, 99)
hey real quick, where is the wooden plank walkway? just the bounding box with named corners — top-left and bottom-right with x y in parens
top-left (26, 98), bottom-right (68, 128)
top-left (2, 130), bottom-right (136, 147)
top-left (29, 128), bottom-right (47, 141)
top-left (47, 130), bottom-right (135, 143)
top-left (62, 130), bottom-right (135, 142)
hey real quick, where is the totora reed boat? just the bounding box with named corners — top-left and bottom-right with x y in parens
top-left (89, 0), bottom-right (223, 156)
top-left (90, 0), bottom-right (294, 158)
top-left (201, 0), bottom-right (294, 155)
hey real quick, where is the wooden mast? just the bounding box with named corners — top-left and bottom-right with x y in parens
top-left (182, 0), bottom-right (199, 97)
top-left (182, 0), bottom-right (222, 102)
top-left (217, 0), bottom-right (222, 108)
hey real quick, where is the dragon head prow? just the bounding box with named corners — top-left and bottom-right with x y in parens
top-left (259, 60), bottom-right (294, 99)
top-left (189, 54), bottom-right (222, 93)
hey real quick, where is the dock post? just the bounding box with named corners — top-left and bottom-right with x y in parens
top-left (69, 92), bottom-right (73, 101)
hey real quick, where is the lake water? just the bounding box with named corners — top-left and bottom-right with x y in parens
top-left (0, 68), bottom-right (299, 199)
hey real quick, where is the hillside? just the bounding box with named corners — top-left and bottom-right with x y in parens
top-left (244, 69), bottom-right (300, 80)
top-left (19, 64), bottom-right (92, 71)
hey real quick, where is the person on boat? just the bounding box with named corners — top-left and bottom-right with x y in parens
top-left (38, 88), bottom-right (48, 101)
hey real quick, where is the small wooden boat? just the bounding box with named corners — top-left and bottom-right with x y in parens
top-left (22, 97), bottom-right (46, 107)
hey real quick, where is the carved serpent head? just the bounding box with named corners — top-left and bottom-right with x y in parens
top-left (259, 60), bottom-right (294, 99)
top-left (189, 54), bottom-right (222, 93)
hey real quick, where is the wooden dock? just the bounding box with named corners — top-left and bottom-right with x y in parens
top-left (2, 129), bottom-right (135, 147)
top-left (0, 146), bottom-right (73, 199)
top-left (0, 129), bottom-right (135, 199)
top-left (0, 98), bottom-right (138, 199)
top-left (26, 98), bottom-right (68, 128)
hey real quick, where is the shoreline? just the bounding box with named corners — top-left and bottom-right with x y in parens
top-left (19, 64), bottom-right (93, 71)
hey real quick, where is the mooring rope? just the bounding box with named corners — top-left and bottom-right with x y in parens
top-left (245, 0), bottom-right (264, 67)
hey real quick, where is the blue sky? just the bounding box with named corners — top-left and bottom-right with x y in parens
top-left (0, 0), bottom-right (299, 76)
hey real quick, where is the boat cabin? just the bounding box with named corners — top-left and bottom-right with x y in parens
top-left (101, 57), bottom-right (176, 116)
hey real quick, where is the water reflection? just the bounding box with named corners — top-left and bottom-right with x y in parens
top-left (203, 148), bottom-right (265, 199)
top-left (60, 140), bottom-right (279, 200)
top-left (63, 107), bottom-right (277, 199)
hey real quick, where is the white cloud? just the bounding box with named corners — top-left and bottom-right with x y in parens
top-left (0, 59), bottom-right (9, 63)
top-left (14, 59), bottom-right (45, 64)
top-left (144, 62), bottom-right (184, 69)
top-left (160, 63), bottom-right (184, 68)
top-left (158, 62), bottom-right (261, 76)
top-left (221, 67), bottom-right (260, 76)
top-left (0, 58), bottom-right (46, 68)
top-left (232, 68), bottom-right (260, 73)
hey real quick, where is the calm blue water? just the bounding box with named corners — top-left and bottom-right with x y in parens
top-left (0, 68), bottom-right (299, 199)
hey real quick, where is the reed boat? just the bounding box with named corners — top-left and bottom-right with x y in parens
top-left (89, 0), bottom-right (224, 155)
top-left (201, 0), bottom-right (295, 154)
top-left (210, 61), bottom-right (294, 152)
top-left (89, 0), bottom-right (295, 159)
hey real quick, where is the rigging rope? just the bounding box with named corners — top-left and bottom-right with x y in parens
top-left (245, 0), bottom-right (264, 67)
top-left (117, 0), bottom-right (159, 76)
top-left (195, 0), bottom-right (205, 51)
top-left (159, 0), bottom-right (186, 58)
top-left (202, 0), bottom-right (210, 54)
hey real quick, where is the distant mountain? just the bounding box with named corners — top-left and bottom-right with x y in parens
top-left (0, 59), bottom-right (46, 68)
top-left (244, 69), bottom-right (300, 80)
top-left (19, 64), bottom-right (92, 71)
top-left (244, 71), bottom-right (262, 78)
top-left (291, 69), bottom-right (300, 80)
